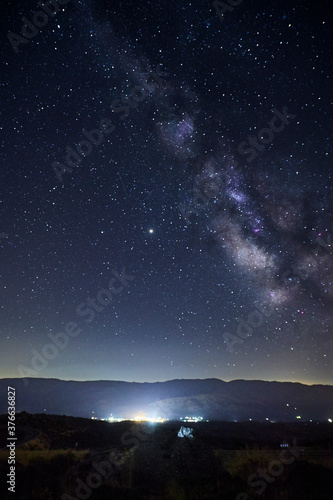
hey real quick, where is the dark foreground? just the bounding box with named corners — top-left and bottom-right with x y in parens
top-left (0, 413), bottom-right (333, 499)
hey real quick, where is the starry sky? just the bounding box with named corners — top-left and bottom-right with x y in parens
top-left (1, 0), bottom-right (332, 385)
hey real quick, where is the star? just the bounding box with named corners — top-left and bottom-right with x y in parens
top-left (0, 0), bottom-right (331, 386)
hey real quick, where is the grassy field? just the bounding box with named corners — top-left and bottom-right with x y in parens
top-left (0, 448), bottom-right (88, 466)
top-left (0, 413), bottom-right (332, 499)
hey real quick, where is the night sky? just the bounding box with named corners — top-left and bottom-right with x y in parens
top-left (1, 0), bottom-right (332, 385)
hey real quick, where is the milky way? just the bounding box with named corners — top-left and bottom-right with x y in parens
top-left (0, 0), bottom-right (332, 385)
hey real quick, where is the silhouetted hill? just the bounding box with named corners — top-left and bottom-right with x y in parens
top-left (0, 378), bottom-right (332, 421)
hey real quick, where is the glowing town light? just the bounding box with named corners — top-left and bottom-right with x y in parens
top-left (133, 415), bottom-right (168, 423)
top-left (181, 416), bottom-right (204, 422)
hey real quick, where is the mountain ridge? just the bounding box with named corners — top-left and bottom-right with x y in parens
top-left (1, 377), bottom-right (332, 421)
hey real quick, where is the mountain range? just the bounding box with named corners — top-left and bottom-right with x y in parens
top-left (1, 377), bottom-right (332, 421)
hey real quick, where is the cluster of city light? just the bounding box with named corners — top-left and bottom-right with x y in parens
top-left (180, 416), bottom-right (206, 422)
top-left (132, 415), bottom-right (168, 423)
top-left (92, 414), bottom-right (209, 423)
top-left (107, 416), bottom-right (125, 422)
top-left (91, 415), bottom-right (332, 424)
top-left (99, 415), bottom-right (169, 423)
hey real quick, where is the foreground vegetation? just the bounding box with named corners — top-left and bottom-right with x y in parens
top-left (0, 413), bottom-right (332, 499)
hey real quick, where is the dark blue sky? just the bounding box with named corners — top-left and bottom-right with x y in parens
top-left (1, 0), bottom-right (332, 385)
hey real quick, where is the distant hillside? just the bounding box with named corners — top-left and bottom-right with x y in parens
top-left (0, 378), bottom-right (332, 421)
